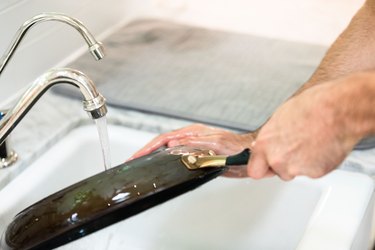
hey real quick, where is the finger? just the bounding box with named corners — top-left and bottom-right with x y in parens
top-left (128, 125), bottom-right (214, 160)
top-left (277, 173), bottom-right (295, 181)
top-left (169, 138), bottom-right (223, 154)
top-left (172, 135), bottom-right (245, 155)
top-left (128, 132), bottom-right (185, 161)
top-left (169, 123), bottom-right (217, 137)
top-left (263, 169), bottom-right (276, 178)
top-left (128, 136), bottom-right (169, 161)
top-left (223, 165), bottom-right (248, 178)
top-left (171, 137), bottom-right (217, 149)
top-left (247, 151), bottom-right (270, 180)
top-left (268, 163), bottom-right (295, 181)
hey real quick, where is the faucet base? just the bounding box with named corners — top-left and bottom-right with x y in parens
top-left (0, 149), bottom-right (17, 168)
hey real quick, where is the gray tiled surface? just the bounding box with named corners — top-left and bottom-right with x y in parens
top-left (56, 19), bottom-right (327, 131)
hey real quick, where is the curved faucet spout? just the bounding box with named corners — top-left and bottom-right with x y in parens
top-left (0, 12), bottom-right (105, 76)
top-left (0, 68), bottom-right (107, 144)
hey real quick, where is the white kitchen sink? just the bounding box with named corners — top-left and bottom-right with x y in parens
top-left (0, 124), bottom-right (373, 250)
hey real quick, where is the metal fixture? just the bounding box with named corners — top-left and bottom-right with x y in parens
top-left (181, 148), bottom-right (251, 170)
top-left (0, 12), bottom-right (105, 76)
top-left (0, 111), bottom-right (17, 168)
top-left (181, 153), bottom-right (227, 170)
top-left (0, 68), bottom-right (107, 147)
top-left (0, 13), bottom-right (106, 167)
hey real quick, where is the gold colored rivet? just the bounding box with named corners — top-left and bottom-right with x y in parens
top-left (187, 155), bottom-right (197, 164)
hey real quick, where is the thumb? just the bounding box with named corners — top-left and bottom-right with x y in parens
top-left (247, 143), bottom-right (270, 179)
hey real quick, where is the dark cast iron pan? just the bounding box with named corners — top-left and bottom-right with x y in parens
top-left (0, 146), bottom-right (250, 250)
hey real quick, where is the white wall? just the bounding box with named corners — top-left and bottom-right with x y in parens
top-left (155, 0), bottom-right (364, 45)
top-left (0, 0), bottom-right (128, 101)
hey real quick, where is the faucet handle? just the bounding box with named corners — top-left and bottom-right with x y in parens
top-left (0, 111), bottom-right (17, 168)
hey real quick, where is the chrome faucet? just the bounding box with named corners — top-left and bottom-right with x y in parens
top-left (0, 68), bottom-right (107, 141)
top-left (0, 13), bottom-right (107, 168)
top-left (0, 12), bottom-right (105, 75)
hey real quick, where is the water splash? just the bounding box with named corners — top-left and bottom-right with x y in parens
top-left (94, 116), bottom-right (111, 170)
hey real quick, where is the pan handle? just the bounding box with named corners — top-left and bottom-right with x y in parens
top-left (225, 148), bottom-right (251, 165)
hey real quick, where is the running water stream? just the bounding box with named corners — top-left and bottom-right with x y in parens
top-left (94, 116), bottom-right (112, 170)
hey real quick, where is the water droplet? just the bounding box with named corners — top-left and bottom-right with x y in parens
top-left (112, 192), bottom-right (130, 203)
top-left (70, 213), bottom-right (79, 223)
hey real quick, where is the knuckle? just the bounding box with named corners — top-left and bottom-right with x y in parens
top-left (268, 158), bottom-right (297, 181)
top-left (247, 164), bottom-right (266, 180)
top-left (248, 169), bottom-right (264, 180)
top-left (268, 156), bottom-right (284, 170)
top-left (278, 173), bottom-right (295, 181)
top-left (251, 174), bottom-right (264, 180)
top-left (287, 166), bottom-right (301, 177)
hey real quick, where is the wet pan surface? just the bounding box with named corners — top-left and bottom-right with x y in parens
top-left (1, 147), bottom-right (226, 250)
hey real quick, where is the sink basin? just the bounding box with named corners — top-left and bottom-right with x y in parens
top-left (0, 124), bottom-right (374, 249)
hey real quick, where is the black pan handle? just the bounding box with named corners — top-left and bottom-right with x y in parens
top-left (225, 148), bottom-right (251, 166)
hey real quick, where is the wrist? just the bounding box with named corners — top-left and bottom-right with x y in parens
top-left (326, 72), bottom-right (375, 142)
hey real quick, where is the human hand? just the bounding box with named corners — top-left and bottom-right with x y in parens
top-left (247, 79), bottom-right (361, 180)
top-left (128, 124), bottom-right (257, 177)
top-left (130, 123), bottom-right (254, 158)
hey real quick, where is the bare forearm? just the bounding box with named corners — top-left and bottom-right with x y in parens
top-left (300, 1), bottom-right (375, 92)
top-left (330, 72), bottom-right (375, 140)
